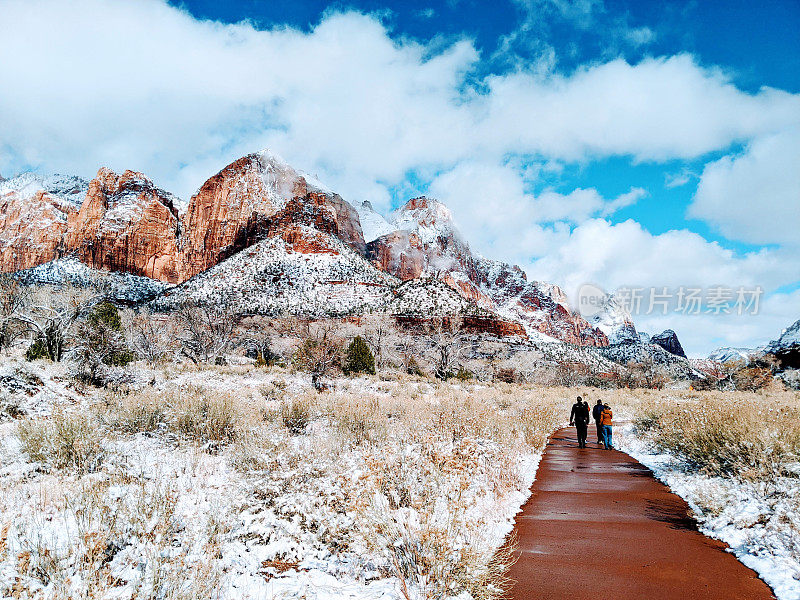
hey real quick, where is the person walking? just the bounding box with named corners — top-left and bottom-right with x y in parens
top-left (592, 399), bottom-right (604, 444)
top-left (600, 402), bottom-right (614, 450)
top-left (570, 396), bottom-right (591, 448)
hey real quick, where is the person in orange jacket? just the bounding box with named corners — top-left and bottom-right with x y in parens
top-left (599, 403), bottom-right (614, 450)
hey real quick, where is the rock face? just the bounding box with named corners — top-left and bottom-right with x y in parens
top-left (0, 174), bottom-right (87, 272)
top-left (180, 151), bottom-right (365, 279)
top-left (65, 168), bottom-right (183, 282)
top-left (650, 329), bottom-right (687, 358)
top-left (586, 293), bottom-right (639, 344)
top-left (0, 152), bottom-right (626, 346)
top-left (766, 319), bottom-right (800, 369)
top-left (367, 198), bottom-right (608, 346)
top-left (474, 258), bottom-right (608, 346)
top-left (0, 151), bottom-right (367, 285)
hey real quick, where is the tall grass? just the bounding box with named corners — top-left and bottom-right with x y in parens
top-left (17, 410), bottom-right (103, 472)
top-left (103, 386), bottom-right (248, 443)
top-left (633, 396), bottom-right (800, 479)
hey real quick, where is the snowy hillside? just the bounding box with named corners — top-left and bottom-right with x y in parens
top-left (708, 347), bottom-right (754, 363)
top-left (598, 340), bottom-right (698, 379)
top-left (0, 172), bottom-right (89, 206)
top-left (384, 277), bottom-right (484, 316)
top-left (767, 319), bottom-right (800, 353)
top-left (15, 258), bottom-right (171, 303)
top-left (152, 228), bottom-right (398, 316)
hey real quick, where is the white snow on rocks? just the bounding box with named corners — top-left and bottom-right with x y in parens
top-left (0, 172), bottom-right (88, 206)
top-left (15, 258), bottom-right (171, 303)
top-left (357, 201), bottom-right (395, 243)
top-left (151, 229), bottom-right (398, 316)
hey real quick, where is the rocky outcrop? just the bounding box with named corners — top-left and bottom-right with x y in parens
top-left (65, 168), bottom-right (183, 282)
top-left (0, 174), bottom-right (87, 272)
top-left (650, 329), bottom-right (687, 358)
top-left (0, 151), bottom-right (368, 285)
top-left (180, 151), bottom-right (365, 278)
top-left (766, 319), bottom-right (800, 369)
top-left (368, 199), bottom-right (608, 347)
top-left (474, 258), bottom-right (608, 346)
top-left (393, 314), bottom-right (527, 338)
top-left (0, 153), bottom-right (625, 347)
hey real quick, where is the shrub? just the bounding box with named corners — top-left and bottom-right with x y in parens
top-left (172, 389), bottom-right (238, 442)
top-left (455, 367), bottom-right (473, 381)
top-left (17, 410), bottom-right (103, 472)
top-left (405, 356), bottom-right (423, 377)
top-left (732, 366), bottom-right (773, 391)
top-left (25, 338), bottom-right (51, 361)
top-left (280, 397), bottom-right (312, 435)
top-left (332, 397), bottom-right (385, 444)
top-left (634, 398), bottom-right (800, 479)
top-left (495, 368), bottom-right (516, 384)
top-left (104, 387), bottom-right (241, 443)
top-left (343, 336), bottom-right (375, 375)
top-left (72, 301), bottom-right (134, 385)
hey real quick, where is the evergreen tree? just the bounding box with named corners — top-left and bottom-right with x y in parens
top-left (343, 336), bottom-right (375, 375)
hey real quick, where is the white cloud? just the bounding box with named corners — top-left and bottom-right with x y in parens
top-left (526, 219), bottom-right (800, 355)
top-left (1, 0), bottom-right (798, 204)
top-left (427, 162), bottom-right (643, 264)
top-left (689, 128), bottom-right (800, 246)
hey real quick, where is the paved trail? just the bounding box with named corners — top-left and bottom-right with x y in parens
top-left (507, 427), bottom-right (775, 600)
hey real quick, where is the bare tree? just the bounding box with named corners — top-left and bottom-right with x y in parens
top-left (176, 303), bottom-right (237, 364)
top-left (126, 308), bottom-right (180, 365)
top-left (430, 316), bottom-right (465, 380)
top-left (0, 274), bottom-right (30, 353)
top-left (293, 321), bottom-right (342, 390)
top-left (17, 284), bottom-right (99, 361)
top-left (362, 314), bottom-right (395, 371)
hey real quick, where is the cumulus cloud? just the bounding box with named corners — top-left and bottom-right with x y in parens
top-left (427, 162), bottom-right (645, 263)
top-left (689, 128), bottom-right (800, 246)
top-left (1, 0), bottom-right (798, 204)
top-left (526, 219), bottom-right (800, 355)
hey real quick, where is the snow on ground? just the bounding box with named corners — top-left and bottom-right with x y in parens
top-left (0, 356), bottom-right (560, 599)
top-left (618, 425), bottom-right (800, 600)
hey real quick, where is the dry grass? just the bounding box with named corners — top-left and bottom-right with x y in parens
top-left (632, 393), bottom-right (800, 479)
top-left (17, 409), bottom-right (103, 473)
top-left (103, 385), bottom-right (254, 443)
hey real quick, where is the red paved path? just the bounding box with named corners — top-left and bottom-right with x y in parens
top-left (507, 427), bottom-right (775, 600)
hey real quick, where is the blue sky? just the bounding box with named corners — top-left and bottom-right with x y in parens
top-left (0, 0), bottom-right (798, 354)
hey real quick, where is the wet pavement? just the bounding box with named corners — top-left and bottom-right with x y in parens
top-left (507, 427), bottom-right (775, 600)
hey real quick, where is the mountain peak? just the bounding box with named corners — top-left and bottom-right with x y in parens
top-left (0, 172), bottom-right (89, 205)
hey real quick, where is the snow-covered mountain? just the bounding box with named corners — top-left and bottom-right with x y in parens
top-left (1, 150), bottom-right (682, 354)
top-left (708, 347), bottom-right (754, 364)
top-left (152, 227), bottom-right (395, 316)
top-left (357, 201), bottom-right (396, 243)
top-left (585, 293), bottom-right (639, 344)
top-left (765, 319), bottom-right (800, 369)
top-left (366, 196), bottom-right (609, 346)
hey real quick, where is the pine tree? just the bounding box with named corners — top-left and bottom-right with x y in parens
top-left (343, 336), bottom-right (375, 375)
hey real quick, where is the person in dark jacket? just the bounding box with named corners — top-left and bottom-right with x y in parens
top-left (592, 399), bottom-right (605, 444)
top-left (570, 396), bottom-right (591, 448)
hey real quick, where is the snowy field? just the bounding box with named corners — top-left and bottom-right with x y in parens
top-left (0, 357), bottom-right (564, 600)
